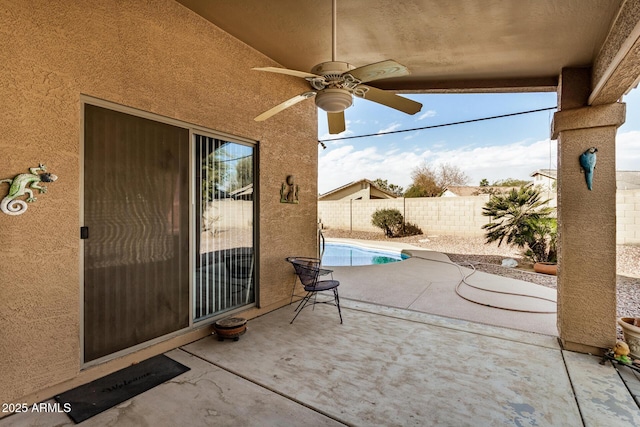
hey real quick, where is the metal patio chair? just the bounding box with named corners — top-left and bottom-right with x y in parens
top-left (287, 257), bottom-right (342, 324)
top-left (285, 257), bottom-right (333, 304)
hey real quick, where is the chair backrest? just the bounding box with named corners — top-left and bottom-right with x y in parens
top-left (226, 253), bottom-right (254, 279)
top-left (289, 258), bottom-right (320, 288)
top-left (286, 256), bottom-right (319, 265)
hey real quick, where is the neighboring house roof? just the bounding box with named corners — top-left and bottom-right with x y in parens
top-left (617, 171), bottom-right (640, 189)
top-left (442, 186), bottom-right (484, 197)
top-left (531, 169), bottom-right (640, 189)
top-left (319, 179), bottom-right (398, 200)
top-left (442, 186), bottom-right (520, 197)
top-left (229, 183), bottom-right (253, 199)
top-left (531, 169), bottom-right (557, 180)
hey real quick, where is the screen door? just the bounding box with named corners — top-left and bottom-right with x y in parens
top-left (83, 104), bottom-right (189, 362)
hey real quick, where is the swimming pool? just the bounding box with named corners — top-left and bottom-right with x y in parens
top-left (321, 242), bottom-right (409, 267)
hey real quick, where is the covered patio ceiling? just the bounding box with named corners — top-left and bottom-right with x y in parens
top-left (176, 0), bottom-right (626, 94)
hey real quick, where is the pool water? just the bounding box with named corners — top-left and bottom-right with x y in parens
top-left (321, 243), bottom-right (409, 267)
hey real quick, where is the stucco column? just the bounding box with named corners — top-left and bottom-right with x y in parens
top-left (552, 71), bottom-right (625, 353)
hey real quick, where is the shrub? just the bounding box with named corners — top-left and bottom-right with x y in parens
top-left (400, 221), bottom-right (423, 237)
top-left (371, 208), bottom-right (404, 237)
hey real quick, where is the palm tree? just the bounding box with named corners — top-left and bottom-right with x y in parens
top-left (481, 184), bottom-right (557, 263)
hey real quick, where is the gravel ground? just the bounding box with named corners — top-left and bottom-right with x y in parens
top-left (322, 229), bottom-right (640, 318)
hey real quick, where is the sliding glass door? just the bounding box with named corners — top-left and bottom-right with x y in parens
top-left (83, 104), bottom-right (190, 362)
top-left (194, 135), bottom-right (255, 321)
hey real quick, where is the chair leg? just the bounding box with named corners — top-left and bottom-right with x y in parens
top-left (334, 288), bottom-right (343, 324)
top-left (290, 276), bottom-right (299, 305)
top-left (291, 291), bottom-right (313, 324)
top-left (291, 289), bottom-right (343, 325)
top-left (293, 290), bottom-right (311, 313)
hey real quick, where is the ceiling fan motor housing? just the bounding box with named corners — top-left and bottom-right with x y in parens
top-left (310, 61), bottom-right (355, 76)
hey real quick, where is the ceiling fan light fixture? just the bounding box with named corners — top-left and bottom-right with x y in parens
top-left (315, 88), bottom-right (352, 113)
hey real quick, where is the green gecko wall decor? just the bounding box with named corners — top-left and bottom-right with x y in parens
top-left (0, 164), bottom-right (58, 216)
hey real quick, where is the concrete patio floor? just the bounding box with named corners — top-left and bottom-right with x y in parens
top-left (4, 243), bottom-right (640, 426)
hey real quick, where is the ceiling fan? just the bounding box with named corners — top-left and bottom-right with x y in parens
top-left (252, 0), bottom-right (422, 134)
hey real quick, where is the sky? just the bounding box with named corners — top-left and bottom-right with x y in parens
top-left (317, 88), bottom-right (640, 195)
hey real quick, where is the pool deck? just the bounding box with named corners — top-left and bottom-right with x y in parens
top-left (325, 238), bottom-right (558, 336)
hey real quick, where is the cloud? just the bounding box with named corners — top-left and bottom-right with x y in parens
top-left (403, 131), bottom-right (422, 140)
top-left (376, 122), bottom-right (402, 135)
top-left (428, 139), bottom-right (558, 183)
top-left (417, 110), bottom-right (437, 120)
top-left (319, 138), bottom-right (559, 194)
top-left (318, 126), bottom-right (640, 195)
top-left (616, 130), bottom-right (640, 169)
top-left (318, 124), bottom-right (355, 145)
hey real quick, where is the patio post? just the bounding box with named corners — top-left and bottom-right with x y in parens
top-left (552, 67), bottom-right (626, 354)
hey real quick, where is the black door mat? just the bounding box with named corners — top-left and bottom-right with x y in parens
top-left (55, 354), bottom-right (190, 424)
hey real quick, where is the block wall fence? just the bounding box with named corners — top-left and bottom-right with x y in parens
top-left (617, 190), bottom-right (640, 244)
top-left (318, 190), bottom-right (640, 245)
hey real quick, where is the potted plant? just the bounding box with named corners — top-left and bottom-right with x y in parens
top-left (527, 217), bottom-right (558, 275)
top-left (481, 184), bottom-right (558, 274)
top-left (617, 317), bottom-right (640, 359)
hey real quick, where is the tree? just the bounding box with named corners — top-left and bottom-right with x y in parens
top-left (404, 185), bottom-right (429, 198)
top-left (372, 178), bottom-right (404, 196)
top-left (438, 162), bottom-right (470, 189)
top-left (235, 156), bottom-right (253, 189)
top-left (492, 178), bottom-right (531, 187)
top-left (407, 163), bottom-right (440, 197)
top-left (481, 184), bottom-right (557, 263)
top-left (202, 148), bottom-right (230, 201)
top-left (475, 178), bottom-right (498, 195)
top-left (405, 162), bottom-right (470, 197)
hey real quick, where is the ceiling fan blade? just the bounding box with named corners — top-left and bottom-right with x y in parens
top-left (254, 92), bottom-right (316, 121)
top-left (327, 111), bottom-right (346, 134)
top-left (348, 60), bottom-right (410, 83)
top-left (252, 67), bottom-right (320, 79)
top-left (358, 85), bottom-right (422, 115)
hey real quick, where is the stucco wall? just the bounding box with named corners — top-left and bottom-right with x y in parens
top-left (0, 0), bottom-right (317, 404)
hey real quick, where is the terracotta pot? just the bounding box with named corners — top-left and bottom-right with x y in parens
top-left (618, 318), bottom-right (640, 359)
top-left (213, 317), bottom-right (247, 342)
top-left (533, 262), bottom-right (557, 275)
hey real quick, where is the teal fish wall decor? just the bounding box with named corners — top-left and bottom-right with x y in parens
top-left (579, 147), bottom-right (597, 191)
